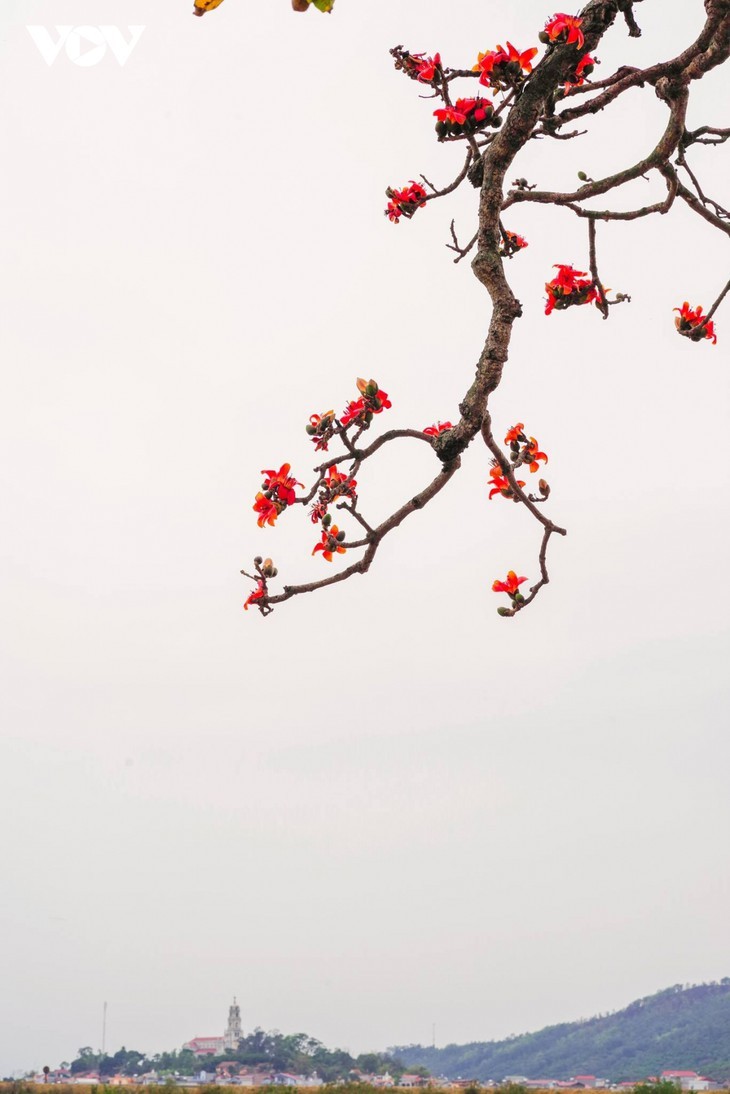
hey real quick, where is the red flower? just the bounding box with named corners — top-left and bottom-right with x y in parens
top-left (342, 379), bottom-right (392, 426)
top-left (413, 51), bottom-right (441, 82)
top-left (492, 570), bottom-right (528, 596)
top-left (312, 524), bottom-right (347, 562)
top-left (306, 410), bottom-right (336, 451)
top-left (545, 264), bottom-right (598, 315)
top-left (525, 437), bottom-right (548, 473)
top-left (434, 104), bottom-right (468, 126)
top-left (341, 397), bottom-right (366, 426)
top-left (674, 301), bottom-right (717, 344)
top-left (260, 462), bottom-right (302, 507)
top-left (243, 580), bottom-right (266, 611)
top-left (504, 423), bottom-right (525, 445)
top-left (457, 96), bottom-right (494, 123)
top-left (473, 42), bottom-right (539, 89)
top-left (253, 492), bottom-right (281, 528)
top-left (543, 13), bottom-right (585, 49)
top-left (424, 420), bottom-right (453, 437)
top-left (565, 52), bottom-right (596, 87)
top-left (499, 230), bottom-right (528, 257)
top-left (488, 464), bottom-right (526, 500)
top-left (325, 465), bottom-right (358, 500)
top-left (386, 180), bottom-right (428, 223)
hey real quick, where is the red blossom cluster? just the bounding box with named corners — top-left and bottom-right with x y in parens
top-left (545, 264), bottom-right (600, 315)
top-left (253, 462), bottom-right (302, 527)
top-left (385, 180), bottom-right (428, 223)
top-left (341, 377), bottom-right (392, 427)
top-left (674, 301), bottom-right (717, 344)
top-left (472, 42), bottom-right (538, 90)
top-left (504, 423), bottom-right (549, 473)
top-left (242, 557), bottom-right (278, 614)
top-left (312, 513), bottom-right (347, 562)
top-left (499, 229), bottom-right (528, 258)
top-left (310, 465), bottom-right (358, 523)
top-left (390, 47), bottom-right (442, 84)
top-left (413, 51), bottom-right (441, 82)
top-left (305, 409), bottom-right (336, 452)
top-left (540, 13), bottom-right (585, 49)
top-left (243, 579), bottom-right (266, 611)
top-left (423, 420), bottom-right (453, 437)
top-left (563, 52), bottom-right (597, 89)
top-left (434, 96), bottom-right (498, 139)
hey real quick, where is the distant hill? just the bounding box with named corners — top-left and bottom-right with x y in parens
top-left (392, 981), bottom-right (730, 1082)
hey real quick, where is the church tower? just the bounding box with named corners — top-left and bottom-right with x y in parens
top-left (224, 997), bottom-right (242, 1052)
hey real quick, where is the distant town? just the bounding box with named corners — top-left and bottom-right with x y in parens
top-left (19, 999), bottom-right (730, 1091)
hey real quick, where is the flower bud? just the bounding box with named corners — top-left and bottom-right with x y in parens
top-left (497, 607), bottom-right (512, 617)
top-left (538, 478), bottom-right (550, 496)
top-left (254, 556), bottom-right (263, 566)
top-left (365, 381), bottom-right (378, 397)
top-left (322, 513), bottom-right (332, 528)
top-left (261, 558), bottom-right (276, 577)
top-left (336, 530), bottom-right (346, 542)
top-left (577, 170), bottom-right (588, 181)
top-left (305, 424), bottom-right (317, 435)
top-left (538, 30), bottom-right (550, 44)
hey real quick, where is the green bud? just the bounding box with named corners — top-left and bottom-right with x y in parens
top-left (365, 382), bottom-right (378, 397)
top-left (490, 114), bottom-right (502, 128)
top-left (435, 121), bottom-right (448, 138)
top-left (577, 170), bottom-right (588, 181)
top-left (322, 513), bottom-right (332, 528)
top-left (538, 30), bottom-right (550, 44)
top-left (336, 530), bottom-right (346, 542)
top-left (497, 607), bottom-right (511, 617)
top-left (305, 424), bottom-right (317, 435)
top-left (254, 556), bottom-right (263, 566)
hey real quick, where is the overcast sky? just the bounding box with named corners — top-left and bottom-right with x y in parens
top-left (1, 0), bottom-right (728, 1079)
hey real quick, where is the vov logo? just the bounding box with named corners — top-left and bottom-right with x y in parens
top-left (27, 25), bottom-right (146, 67)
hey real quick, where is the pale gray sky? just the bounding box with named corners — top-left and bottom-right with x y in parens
top-left (1, 0), bottom-right (728, 1079)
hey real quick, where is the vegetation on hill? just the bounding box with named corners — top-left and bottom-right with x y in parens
top-left (63, 1032), bottom-right (414, 1083)
top-left (392, 982), bottom-right (730, 1082)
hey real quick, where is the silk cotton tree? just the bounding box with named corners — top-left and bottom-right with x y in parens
top-left (222, 0), bottom-right (730, 618)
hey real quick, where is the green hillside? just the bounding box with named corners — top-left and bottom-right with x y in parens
top-left (392, 981), bottom-right (730, 1082)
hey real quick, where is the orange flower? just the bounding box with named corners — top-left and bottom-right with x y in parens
top-left (492, 570), bottom-right (528, 596)
top-left (253, 492), bottom-right (281, 528)
top-left (504, 422), bottom-right (526, 445)
top-left (526, 437), bottom-right (548, 473)
top-left (488, 464), bottom-right (526, 500)
top-left (499, 230), bottom-right (528, 257)
top-left (312, 524), bottom-right (347, 562)
top-left (324, 465), bottom-right (358, 501)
